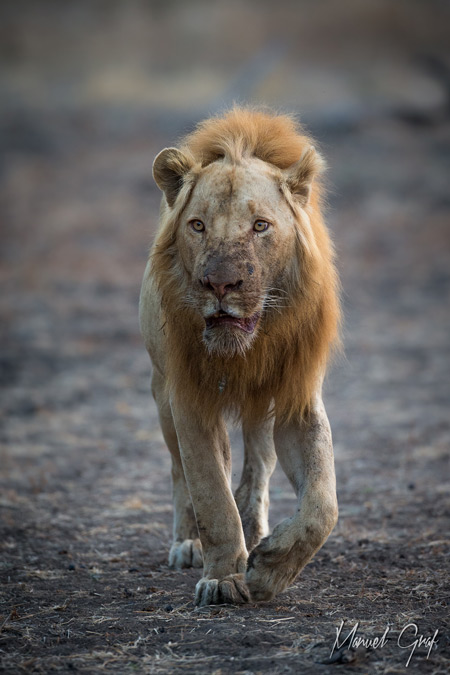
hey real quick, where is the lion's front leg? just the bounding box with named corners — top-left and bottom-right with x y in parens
top-left (246, 395), bottom-right (338, 601)
top-left (171, 399), bottom-right (249, 606)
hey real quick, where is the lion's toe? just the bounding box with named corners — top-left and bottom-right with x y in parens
top-left (245, 542), bottom-right (297, 602)
top-left (169, 538), bottom-right (203, 569)
top-left (195, 573), bottom-right (249, 607)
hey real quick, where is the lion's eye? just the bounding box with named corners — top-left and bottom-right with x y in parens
top-left (253, 220), bottom-right (270, 233)
top-left (190, 219), bottom-right (205, 232)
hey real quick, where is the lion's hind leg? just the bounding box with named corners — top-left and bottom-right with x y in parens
top-left (151, 370), bottom-right (203, 569)
top-left (235, 417), bottom-right (277, 552)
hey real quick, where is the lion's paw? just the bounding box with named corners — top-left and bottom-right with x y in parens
top-left (195, 573), bottom-right (250, 607)
top-left (245, 535), bottom-right (299, 602)
top-left (169, 538), bottom-right (203, 569)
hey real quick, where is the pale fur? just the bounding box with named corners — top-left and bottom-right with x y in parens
top-left (140, 107), bottom-right (340, 606)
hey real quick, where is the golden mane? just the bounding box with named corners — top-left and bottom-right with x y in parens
top-left (150, 107), bottom-right (340, 427)
top-left (182, 106), bottom-right (311, 169)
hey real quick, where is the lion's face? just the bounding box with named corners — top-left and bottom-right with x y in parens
top-left (176, 158), bottom-right (298, 357)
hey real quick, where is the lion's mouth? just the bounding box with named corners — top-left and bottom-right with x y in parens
top-left (205, 310), bottom-right (260, 334)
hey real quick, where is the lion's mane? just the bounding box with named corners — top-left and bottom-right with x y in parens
top-left (151, 107), bottom-right (340, 427)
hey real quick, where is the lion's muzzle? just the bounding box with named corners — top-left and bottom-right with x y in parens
top-left (195, 244), bottom-right (263, 352)
top-left (200, 274), bottom-right (243, 301)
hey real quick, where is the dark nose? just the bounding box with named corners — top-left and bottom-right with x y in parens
top-left (201, 274), bottom-right (243, 300)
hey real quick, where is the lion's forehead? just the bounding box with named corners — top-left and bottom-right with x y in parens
top-left (189, 160), bottom-right (284, 223)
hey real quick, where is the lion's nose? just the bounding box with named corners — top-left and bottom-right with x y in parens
top-left (201, 275), bottom-right (243, 300)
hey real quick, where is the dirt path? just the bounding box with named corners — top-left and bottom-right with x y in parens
top-left (1, 2), bottom-right (449, 672)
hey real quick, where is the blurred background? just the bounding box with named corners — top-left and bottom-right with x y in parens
top-left (0, 1), bottom-right (449, 670)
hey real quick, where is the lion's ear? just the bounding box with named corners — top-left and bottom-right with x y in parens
top-left (152, 147), bottom-right (193, 207)
top-left (284, 145), bottom-right (325, 205)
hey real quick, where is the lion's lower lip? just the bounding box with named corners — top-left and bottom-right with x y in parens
top-left (205, 312), bottom-right (260, 334)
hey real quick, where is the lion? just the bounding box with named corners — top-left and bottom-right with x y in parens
top-left (139, 107), bottom-right (340, 606)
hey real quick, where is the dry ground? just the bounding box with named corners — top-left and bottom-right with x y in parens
top-left (1, 1), bottom-right (449, 673)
